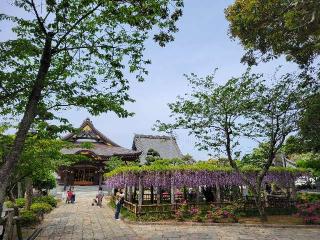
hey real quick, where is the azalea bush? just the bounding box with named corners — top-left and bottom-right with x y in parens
top-left (175, 201), bottom-right (189, 221)
top-left (189, 207), bottom-right (204, 222)
top-left (207, 207), bottom-right (238, 223)
top-left (296, 202), bottom-right (320, 224)
top-left (105, 163), bottom-right (307, 189)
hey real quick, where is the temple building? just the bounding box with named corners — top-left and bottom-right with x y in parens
top-left (132, 134), bottom-right (183, 164)
top-left (59, 118), bottom-right (141, 186)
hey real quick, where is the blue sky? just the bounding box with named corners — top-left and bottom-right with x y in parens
top-left (0, 0), bottom-right (299, 160)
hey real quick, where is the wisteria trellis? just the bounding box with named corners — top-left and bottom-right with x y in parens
top-left (104, 164), bottom-right (308, 189)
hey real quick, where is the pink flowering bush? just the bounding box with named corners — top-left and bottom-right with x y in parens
top-left (206, 207), bottom-right (238, 223)
top-left (189, 207), bottom-right (204, 222)
top-left (296, 202), bottom-right (320, 224)
top-left (175, 200), bottom-right (189, 221)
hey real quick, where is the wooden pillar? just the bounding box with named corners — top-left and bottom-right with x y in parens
top-left (124, 184), bottom-right (128, 200)
top-left (128, 186), bottom-right (133, 202)
top-left (133, 186), bottom-right (137, 202)
top-left (195, 187), bottom-right (200, 204)
top-left (170, 184), bottom-right (175, 204)
top-left (156, 187), bottom-right (161, 204)
top-left (151, 186), bottom-right (154, 204)
top-left (138, 177), bottom-right (143, 207)
top-left (291, 180), bottom-right (296, 200)
top-left (215, 183), bottom-right (221, 203)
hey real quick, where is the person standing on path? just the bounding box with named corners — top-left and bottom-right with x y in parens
top-left (97, 187), bottom-right (104, 207)
top-left (71, 187), bottom-right (76, 204)
top-left (115, 189), bottom-right (124, 220)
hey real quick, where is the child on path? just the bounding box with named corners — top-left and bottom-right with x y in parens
top-left (97, 187), bottom-right (104, 207)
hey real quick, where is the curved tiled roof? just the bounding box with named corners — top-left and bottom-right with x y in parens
top-left (61, 143), bottom-right (141, 158)
top-left (61, 118), bottom-right (141, 159)
top-left (132, 134), bottom-right (183, 163)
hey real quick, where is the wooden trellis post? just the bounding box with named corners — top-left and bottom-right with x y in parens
top-left (138, 175), bottom-right (143, 212)
top-left (156, 187), bottom-right (161, 204)
top-left (170, 184), bottom-right (175, 204)
top-left (128, 186), bottom-right (133, 202)
top-left (215, 182), bottom-right (221, 203)
top-left (195, 187), bottom-right (200, 204)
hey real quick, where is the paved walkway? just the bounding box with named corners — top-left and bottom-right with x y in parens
top-left (36, 195), bottom-right (320, 240)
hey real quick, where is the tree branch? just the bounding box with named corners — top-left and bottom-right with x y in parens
top-left (54, 3), bottom-right (103, 50)
top-left (53, 44), bottom-right (115, 54)
top-left (25, 0), bottom-right (47, 35)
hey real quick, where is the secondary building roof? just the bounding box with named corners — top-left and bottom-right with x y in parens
top-left (132, 134), bottom-right (183, 163)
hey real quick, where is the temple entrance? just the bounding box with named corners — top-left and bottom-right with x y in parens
top-left (73, 167), bottom-right (96, 186)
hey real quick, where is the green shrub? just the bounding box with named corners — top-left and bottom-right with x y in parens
top-left (19, 210), bottom-right (39, 226)
top-left (297, 193), bottom-right (320, 203)
top-left (4, 201), bottom-right (14, 208)
top-left (33, 195), bottom-right (57, 207)
top-left (4, 198), bottom-right (25, 208)
top-left (206, 208), bottom-right (238, 223)
top-left (138, 212), bottom-right (172, 222)
top-left (30, 202), bottom-right (53, 215)
top-left (16, 198), bottom-right (26, 208)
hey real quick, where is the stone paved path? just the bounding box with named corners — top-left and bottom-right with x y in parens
top-left (36, 196), bottom-right (139, 240)
top-left (36, 196), bottom-right (320, 240)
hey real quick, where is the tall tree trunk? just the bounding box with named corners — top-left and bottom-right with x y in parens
top-left (25, 177), bottom-right (33, 210)
top-left (0, 33), bottom-right (53, 214)
top-left (215, 183), bottom-right (221, 203)
top-left (253, 183), bottom-right (267, 222)
top-left (17, 182), bottom-right (23, 199)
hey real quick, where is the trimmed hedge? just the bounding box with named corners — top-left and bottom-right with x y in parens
top-left (19, 210), bottom-right (39, 226)
top-left (4, 201), bottom-right (14, 208)
top-left (30, 202), bottom-right (53, 215)
top-left (4, 198), bottom-right (26, 208)
top-left (33, 195), bottom-right (57, 207)
top-left (16, 198), bottom-right (26, 208)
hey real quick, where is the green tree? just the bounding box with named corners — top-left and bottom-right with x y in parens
top-left (300, 93), bottom-right (320, 152)
top-left (0, 0), bottom-right (184, 211)
top-left (5, 134), bottom-right (81, 199)
top-left (241, 142), bottom-right (269, 168)
top-left (157, 70), bottom-right (301, 221)
top-left (225, 0), bottom-right (320, 67)
top-left (282, 135), bottom-right (307, 155)
top-left (295, 153), bottom-right (320, 181)
top-left (145, 148), bottom-right (161, 165)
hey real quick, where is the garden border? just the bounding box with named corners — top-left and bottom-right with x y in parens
top-left (122, 219), bottom-right (320, 229)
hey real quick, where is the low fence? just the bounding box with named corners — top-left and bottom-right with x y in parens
top-left (123, 201), bottom-right (233, 215)
top-left (123, 195), bottom-right (296, 216)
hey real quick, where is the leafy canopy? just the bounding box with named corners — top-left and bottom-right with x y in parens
top-left (225, 0), bottom-right (320, 67)
top-left (156, 69), bottom-right (264, 159)
top-left (0, 0), bottom-right (184, 124)
top-left (300, 93), bottom-right (320, 152)
top-left (0, 126), bottom-right (86, 189)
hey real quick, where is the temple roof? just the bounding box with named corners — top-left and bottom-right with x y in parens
top-left (61, 118), bottom-right (141, 159)
top-left (132, 134), bottom-right (183, 163)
